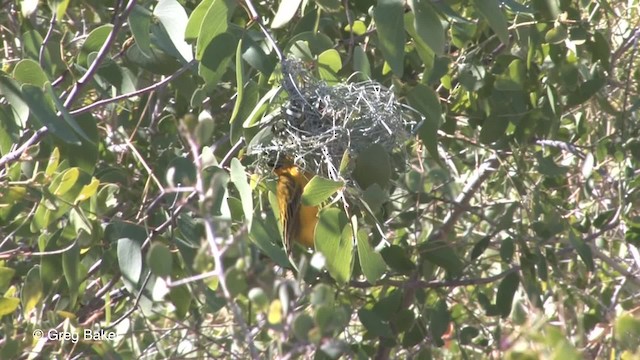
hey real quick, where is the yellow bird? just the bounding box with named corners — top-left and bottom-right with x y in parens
top-left (274, 160), bottom-right (318, 254)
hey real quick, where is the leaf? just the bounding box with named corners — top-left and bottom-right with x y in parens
top-left (315, 208), bottom-right (353, 284)
top-left (358, 308), bottom-right (393, 337)
top-left (21, 266), bottom-right (42, 315)
top-left (292, 313), bottom-right (314, 341)
top-left (568, 231), bottom-right (594, 271)
top-left (75, 177), bottom-right (99, 202)
top-left (47, 0), bottom-right (69, 19)
top-left (0, 267), bottom-right (15, 291)
top-left (78, 24), bottom-right (113, 68)
top-left (380, 245), bottom-right (416, 274)
top-left (496, 271), bottom-right (519, 318)
top-left (22, 84), bottom-right (81, 145)
top-left (353, 144), bottom-right (391, 189)
top-left (353, 45), bottom-right (371, 80)
top-left (0, 297), bottom-right (20, 318)
top-left (185, 0), bottom-right (213, 42)
top-left (193, 0), bottom-right (236, 61)
top-left (408, 0), bottom-right (445, 55)
top-left (429, 300), bottom-right (450, 347)
top-left (230, 158), bottom-right (253, 230)
top-left (51, 168), bottom-right (79, 196)
top-left (249, 211), bottom-right (291, 268)
top-left (0, 75), bottom-right (29, 127)
top-left (117, 237), bottom-right (143, 290)
top-left (128, 5), bottom-right (153, 58)
top-left (407, 83), bottom-right (442, 161)
top-left (615, 314), bottom-right (640, 351)
top-left (147, 242), bottom-right (173, 277)
top-left (229, 38), bottom-right (244, 125)
top-left (45, 83), bottom-right (94, 144)
top-left (317, 49), bottom-right (342, 83)
top-left (301, 176), bottom-right (344, 206)
top-left (373, 0), bottom-right (405, 76)
top-left (199, 33), bottom-right (237, 91)
top-left (356, 229), bottom-right (386, 283)
top-left (470, 235), bottom-right (491, 261)
top-left (473, 0), bottom-right (510, 45)
top-left (420, 240), bottom-right (464, 278)
top-left (12, 59), bottom-right (48, 87)
top-left (494, 59), bottom-right (525, 91)
top-left (271, 0), bottom-right (303, 29)
top-left (153, 0), bottom-right (194, 62)
top-left (62, 241), bottom-right (80, 306)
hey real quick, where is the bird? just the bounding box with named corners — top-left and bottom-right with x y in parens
top-left (273, 159), bottom-right (318, 255)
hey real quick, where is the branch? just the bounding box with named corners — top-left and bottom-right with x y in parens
top-left (429, 155), bottom-right (499, 242)
top-left (69, 60), bottom-right (197, 116)
top-left (351, 267), bottom-right (520, 289)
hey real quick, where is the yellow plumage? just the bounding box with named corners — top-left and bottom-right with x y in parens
top-left (274, 162), bottom-right (318, 254)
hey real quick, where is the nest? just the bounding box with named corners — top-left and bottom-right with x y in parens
top-left (249, 58), bottom-right (422, 181)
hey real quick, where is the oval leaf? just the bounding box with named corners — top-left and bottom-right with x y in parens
top-left (301, 176), bottom-right (344, 206)
top-left (373, 0), bottom-right (405, 76)
top-left (315, 208), bottom-right (353, 284)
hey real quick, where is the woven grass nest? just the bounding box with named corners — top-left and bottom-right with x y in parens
top-left (249, 58), bottom-right (422, 182)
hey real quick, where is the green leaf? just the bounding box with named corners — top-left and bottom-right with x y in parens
top-left (356, 229), bottom-right (386, 283)
top-left (292, 313), bottom-right (314, 341)
top-left (51, 167), bottom-right (79, 196)
top-left (0, 75), bottom-right (29, 127)
top-left (154, 0), bottom-right (194, 62)
top-left (568, 231), bottom-right (594, 271)
top-left (358, 308), bottom-right (393, 337)
top-left (500, 237), bottom-right (514, 262)
top-left (249, 211), bottom-right (291, 268)
top-left (353, 45), bottom-right (371, 80)
top-left (496, 271), bottom-right (519, 318)
top-left (48, 0), bottom-right (70, 19)
top-left (380, 245), bottom-right (416, 274)
top-left (45, 83), bottom-right (94, 144)
top-left (0, 268), bottom-right (15, 291)
top-left (21, 266), bottom-right (42, 315)
top-left (78, 24), bottom-right (113, 68)
top-left (185, 0), bottom-right (213, 42)
top-left (429, 300), bottom-right (450, 347)
top-left (301, 176), bottom-right (344, 206)
top-left (193, 0), bottom-right (235, 61)
top-left (199, 33), bottom-right (237, 91)
top-left (615, 314), bottom-right (640, 351)
top-left (407, 83), bottom-right (442, 161)
top-left (473, 0), bottom-right (510, 45)
top-left (229, 38), bottom-right (244, 125)
top-left (62, 241), bottom-right (80, 306)
top-left (408, 0), bottom-right (445, 55)
top-left (230, 158), bottom-right (253, 230)
top-left (225, 267), bottom-right (248, 297)
top-left (470, 235), bottom-right (491, 261)
top-left (353, 144), bottom-right (391, 189)
top-left (0, 297), bottom-right (20, 318)
top-left (420, 240), bottom-right (464, 278)
top-left (118, 237), bottom-right (143, 290)
top-left (13, 59), bottom-right (48, 87)
top-left (494, 59), bottom-right (525, 91)
top-left (317, 49), bottom-right (342, 83)
top-left (128, 5), bottom-right (153, 58)
top-left (315, 208), bottom-right (353, 284)
top-left (271, 0), bottom-right (303, 29)
top-left (147, 242), bottom-right (173, 277)
top-left (373, 0), bottom-right (405, 76)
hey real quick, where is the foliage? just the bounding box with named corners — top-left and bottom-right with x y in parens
top-left (1, 0), bottom-right (640, 358)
